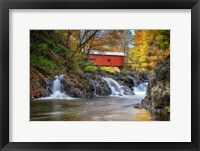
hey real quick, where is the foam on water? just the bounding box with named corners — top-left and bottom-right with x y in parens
top-left (37, 75), bottom-right (73, 100)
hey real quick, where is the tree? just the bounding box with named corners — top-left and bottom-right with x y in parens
top-left (30, 30), bottom-right (133, 73)
top-left (128, 30), bottom-right (170, 72)
top-left (80, 30), bottom-right (132, 68)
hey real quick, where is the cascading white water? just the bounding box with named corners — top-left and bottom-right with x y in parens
top-left (102, 76), bottom-right (148, 97)
top-left (133, 82), bottom-right (148, 95)
top-left (49, 75), bottom-right (68, 99)
top-left (37, 74), bottom-right (148, 100)
top-left (102, 77), bottom-right (125, 96)
top-left (52, 75), bottom-right (61, 92)
top-left (38, 74), bottom-right (72, 100)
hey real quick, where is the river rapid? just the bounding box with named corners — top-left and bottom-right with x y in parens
top-left (30, 75), bottom-right (169, 121)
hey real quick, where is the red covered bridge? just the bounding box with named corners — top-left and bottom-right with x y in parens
top-left (89, 51), bottom-right (125, 67)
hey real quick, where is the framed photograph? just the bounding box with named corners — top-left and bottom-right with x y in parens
top-left (0, 0), bottom-right (200, 150)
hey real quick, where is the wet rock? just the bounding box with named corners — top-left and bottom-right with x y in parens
top-left (32, 70), bottom-right (149, 99)
top-left (133, 103), bottom-right (143, 109)
top-left (70, 88), bottom-right (84, 98)
top-left (122, 86), bottom-right (134, 95)
top-left (96, 80), bottom-right (112, 96)
top-left (140, 57), bottom-right (170, 114)
top-left (45, 80), bottom-right (52, 96)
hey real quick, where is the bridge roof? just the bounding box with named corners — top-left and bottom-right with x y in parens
top-left (89, 50), bottom-right (125, 56)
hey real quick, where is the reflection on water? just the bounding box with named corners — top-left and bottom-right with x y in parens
top-left (30, 96), bottom-right (169, 121)
top-left (134, 109), bottom-right (152, 121)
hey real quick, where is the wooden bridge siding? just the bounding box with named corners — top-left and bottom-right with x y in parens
top-left (89, 55), bottom-right (124, 67)
top-left (110, 56), bottom-right (124, 67)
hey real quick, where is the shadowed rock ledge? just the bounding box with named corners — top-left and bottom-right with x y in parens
top-left (135, 56), bottom-right (170, 115)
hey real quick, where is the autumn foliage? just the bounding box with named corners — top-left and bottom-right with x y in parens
top-left (128, 30), bottom-right (170, 72)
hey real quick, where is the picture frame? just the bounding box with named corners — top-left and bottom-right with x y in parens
top-left (0, 0), bottom-right (200, 150)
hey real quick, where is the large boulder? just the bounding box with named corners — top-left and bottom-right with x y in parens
top-left (139, 56), bottom-right (170, 115)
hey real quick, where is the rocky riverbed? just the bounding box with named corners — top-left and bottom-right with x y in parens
top-left (30, 66), bottom-right (170, 119)
top-left (30, 71), bottom-right (149, 99)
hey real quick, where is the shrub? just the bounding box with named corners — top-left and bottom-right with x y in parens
top-left (100, 66), bottom-right (120, 73)
top-left (31, 55), bottom-right (58, 71)
top-left (84, 66), bottom-right (98, 73)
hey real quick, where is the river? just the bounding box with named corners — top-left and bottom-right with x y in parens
top-left (30, 75), bottom-right (169, 121)
top-left (30, 95), bottom-right (169, 121)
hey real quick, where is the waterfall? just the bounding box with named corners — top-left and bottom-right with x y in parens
top-left (102, 77), bottom-right (125, 96)
top-left (102, 76), bottom-right (148, 97)
top-left (37, 74), bottom-right (148, 100)
top-left (52, 75), bottom-right (61, 92)
top-left (133, 82), bottom-right (148, 95)
top-left (38, 74), bottom-right (72, 100)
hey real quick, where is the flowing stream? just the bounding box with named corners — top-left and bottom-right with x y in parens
top-left (102, 77), bottom-right (126, 96)
top-left (31, 75), bottom-right (169, 121)
top-left (133, 83), bottom-right (148, 95)
top-left (37, 75), bottom-right (72, 100)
